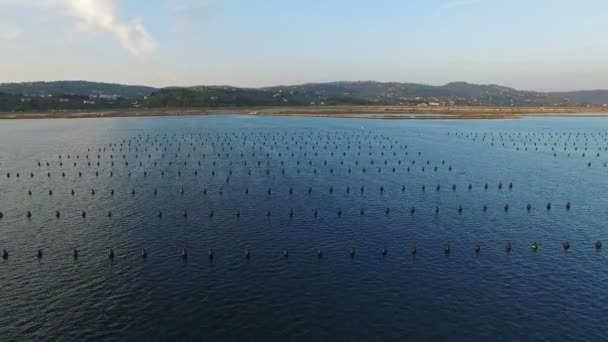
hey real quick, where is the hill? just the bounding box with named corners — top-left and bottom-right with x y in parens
top-left (142, 81), bottom-right (608, 107)
top-left (0, 81), bottom-right (156, 98)
top-left (1, 80), bottom-right (608, 112)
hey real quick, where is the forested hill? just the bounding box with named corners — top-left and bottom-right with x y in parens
top-left (1, 80), bottom-right (608, 112)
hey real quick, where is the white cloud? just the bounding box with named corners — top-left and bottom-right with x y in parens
top-left (64, 0), bottom-right (157, 59)
top-left (0, 0), bottom-right (157, 59)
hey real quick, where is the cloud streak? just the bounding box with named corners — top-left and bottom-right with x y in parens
top-left (0, 0), bottom-right (157, 59)
top-left (63, 0), bottom-right (157, 59)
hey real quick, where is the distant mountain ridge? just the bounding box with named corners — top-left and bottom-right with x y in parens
top-left (1, 80), bottom-right (608, 112)
top-left (0, 81), bottom-right (156, 98)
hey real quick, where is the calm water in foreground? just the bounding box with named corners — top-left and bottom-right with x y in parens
top-left (1, 116), bottom-right (607, 341)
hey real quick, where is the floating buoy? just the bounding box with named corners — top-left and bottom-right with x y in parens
top-left (562, 240), bottom-right (570, 251)
top-left (316, 249), bottom-right (323, 258)
top-left (595, 241), bottom-right (602, 250)
top-left (350, 247), bottom-right (356, 258)
top-left (73, 248), bottom-right (79, 259)
top-left (531, 242), bottom-right (539, 252)
top-left (108, 249), bottom-right (115, 259)
top-left (37, 249), bottom-right (43, 259)
top-left (381, 248), bottom-right (387, 256)
top-left (181, 248), bottom-right (188, 259)
top-left (474, 244), bottom-right (480, 254)
top-left (2, 249), bottom-right (8, 259)
top-left (208, 248), bottom-right (215, 259)
top-left (245, 249), bottom-right (251, 259)
top-left (141, 249), bottom-right (147, 258)
top-left (505, 242), bottom-right (512, 253)
top-left (283, 249), bottom-right (289, 258)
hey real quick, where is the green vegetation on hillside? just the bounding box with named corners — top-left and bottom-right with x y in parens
top-left (1, 80), bottom-right (607, 113)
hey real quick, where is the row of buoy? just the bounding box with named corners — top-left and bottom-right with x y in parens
top-left (15, 182), bottom-right (520, 197)
top-left (2, 241), bottom-right (602, 261)
top-left (2, 202), bottom-right (572, 220)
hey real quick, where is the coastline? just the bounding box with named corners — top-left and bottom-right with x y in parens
top-left (1, 106), bottom-right (608, 120)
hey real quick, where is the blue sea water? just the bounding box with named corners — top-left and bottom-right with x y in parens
top-left (0, 115), bottom-right (607, 341)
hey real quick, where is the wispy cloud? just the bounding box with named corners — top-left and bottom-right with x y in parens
top-left (64, 0), bottom-right (157, 59)
top-left (0, 0), bottom-right (157, 59)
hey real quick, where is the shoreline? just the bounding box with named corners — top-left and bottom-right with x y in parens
top-left (1, 106), bottom-right (608, 120)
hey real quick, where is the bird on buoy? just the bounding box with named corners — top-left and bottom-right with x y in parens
top-left (141, 249), bottom-right (147, 259)
top-left (458, 205), bottom-right (463, 214)
top-left (0, 212), bottom-right (3, 219)
top-left (474, 244), bottom-right (480, 254)
top-left (181, 248), bottom-right (188, 259)
top-left (546, 202), bottom-right (551, 210)
top-left (566, 202), bottom-right (571, 210)
top-left (350, 247), bottom-right (356, 258)
top-left (73, 248), bottom-right (79, 259)
top-left (411, 245), bottom-right (417, 256)
top-left (2, 249), bottom-right (8, 259)
top-left (595, 241), bottom-right (602, 250)
top-left (208, 248), bottom-right (215, 259)
top-left (37, 249), bottom-right (43, 259)
top-left (316, 249), bottom-right (323, 258)
top-left (108, 249), bottom-right (115, 259)
top-left (337, 208), bottom-right (342, 217)
top-left (381, 248), bottom-right (388, 256)
top-left (444, 244), bottom-right (451, 254)
top-left (27, 211), bottom-right (32, 219)
top-left (71, 189), bottom-right (75, 196)
top-left (531, 241), bottom-right (539, 252)
top-left (504, 204), bottom-right (509, 212)
top-left (410, 207), bottom-right (416, 215)
top-left (82, 211), bottom-right (86, 218)
top-left (245, 249), bottom-right (251, 259)
top-left (505, 242), bottom-right (512, 253)
top-left (562, 240), bottom-right (570, 251)
top-left (283, 249), bottom-right (289, 258)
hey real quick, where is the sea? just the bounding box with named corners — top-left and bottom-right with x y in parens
top-left (0, 115), bottom-right (607, 341)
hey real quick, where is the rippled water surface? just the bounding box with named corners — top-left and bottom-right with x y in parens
top-left (1, 116), bottom-right (608, 341)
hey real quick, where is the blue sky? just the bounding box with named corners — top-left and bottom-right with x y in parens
top-left (0, 0), bottom-right (607, 91)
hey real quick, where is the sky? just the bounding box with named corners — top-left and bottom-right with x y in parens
top-left (0, 0), bottom-right (607, 91)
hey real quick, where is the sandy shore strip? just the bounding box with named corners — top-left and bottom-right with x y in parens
top-left (1, 106), bottom-right (607, 120)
